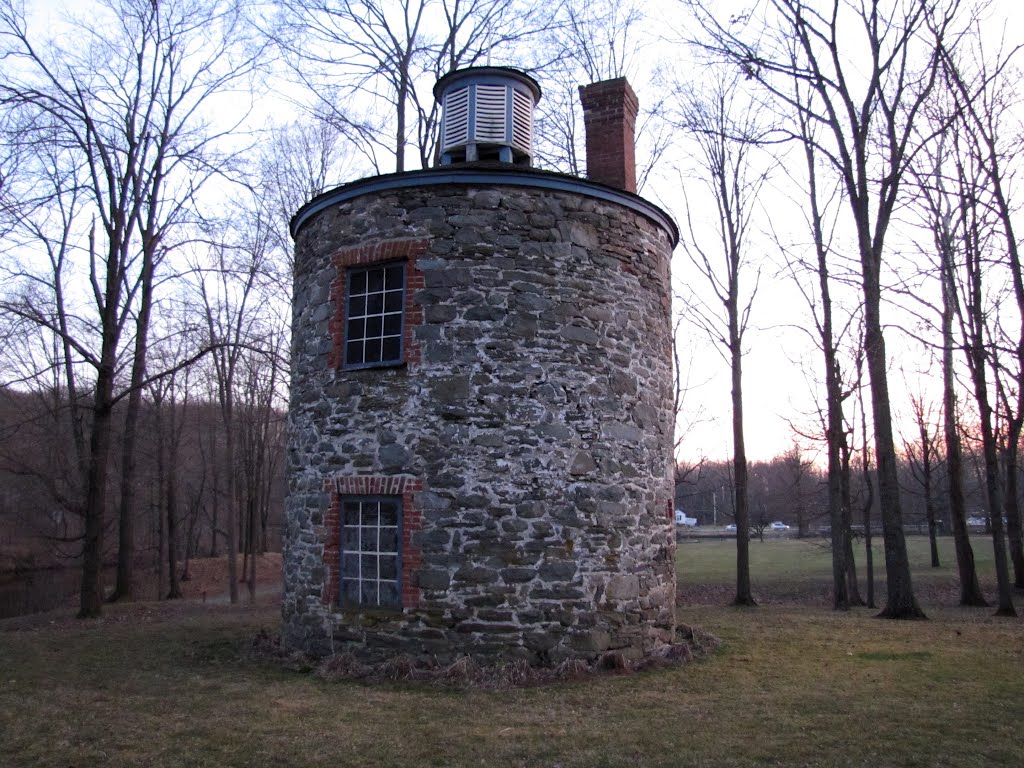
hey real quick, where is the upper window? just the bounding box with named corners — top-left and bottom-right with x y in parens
top-left (340, 495), bottom-right (401, 608)
top-left (344, 262), bottom-right (405, 368)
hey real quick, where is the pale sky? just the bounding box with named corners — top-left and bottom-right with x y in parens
top-left (640, 0), bottom-right (1024, 464)
top-left (17, 0), bottom-right (1024, 465)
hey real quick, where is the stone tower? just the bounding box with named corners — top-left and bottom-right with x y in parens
top-left (283, 67), bottom-right (678, 664)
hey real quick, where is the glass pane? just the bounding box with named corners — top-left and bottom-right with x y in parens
top-left (383, 314), bottom-right (401, 335)
top-left (379, 555), bottom-right (397, 580)
top-left (343, 579), bottom-right (360, 603)
top-left (349, 295), bottom-right (366, 317)
top-left (379, 525), bottom-right (397, 552)
top-left (342, 553), bottom-right (359, 577)
top-left (342, 500), bottom-right (360, 520)
top-left (384, 290), bottom-right (403, 313)
top-left (367, 293), bottom-right (384, 315)
top-left (365, 340), bottom-right (382, 363)
top-left (385, 264), bottom-right (403, 289)
top-left (361, 554), bottom-right (378, 580)
top-left (381, 337), bottom-right (401, 362)
top-left (367, 268), bottom-right (384, 293)
top-left (379, 581), bottom-right (400, 607)
top-left (342, 525), bottom-right (360, 551)
top-left (347, 318), bottom-right (365, 342)
top-left (379, 500), bottom-right (399, 527)
top-left (346, 340), bottom-right (364, 365)
top-left (349, 270), bottom-right (367, 294)
top-left (365, 316), bottom-right (383, 339)
top-left (361, 580), bottom-right (379, 605)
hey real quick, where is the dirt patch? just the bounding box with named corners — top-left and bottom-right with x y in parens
top-left (174, 553), bottom-right (282, 602)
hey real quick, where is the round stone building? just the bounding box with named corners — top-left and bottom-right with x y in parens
top-left (283, 68), bottom-right (679, 664)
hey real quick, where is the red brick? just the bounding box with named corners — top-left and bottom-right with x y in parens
top-left (578, 78), bottom-right (639, 193)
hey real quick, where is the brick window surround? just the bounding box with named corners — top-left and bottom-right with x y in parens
top-left (328, 239), bottom-right (427, 370)
top-left (323, 475), bottom-right (423, 609)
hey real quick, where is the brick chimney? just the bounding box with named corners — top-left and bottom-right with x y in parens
top-left (578, 77), bottom-right (639, 193)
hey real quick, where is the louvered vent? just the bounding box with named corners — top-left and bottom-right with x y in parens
top-left (434, 67), bottom-right (541, 167)
top-left (511, 88), bottom-right (533, 154)
top-left (474, 84), bottom-right (508, 142)
top-left (443, 86), bottom-right (470, 148)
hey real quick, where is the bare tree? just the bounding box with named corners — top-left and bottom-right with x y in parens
top-left (683, 0), bottom-right (978, 618)
top-left (673, 69), bottom-right (771, 606)
top-left (146, 324), bottom-right (203, 601)
top-left (902, 392), bottom-right (943, 568)
top-left (672, 327), bottom-right (708, 499)
top-left (772, 64), bottom-right (862, 609)
top-left (258, 117), bottom-right (355, 271)
top-left (910, 103), bottom-right (989, 607)
top-left (939, 98), bottom-right (1016, 616)
top-left (940, 237), bottom-right (989, 606)
top-left (268, 0), bottom-right (560, 174)
top-left (850, 369), bottom-right (877, 609)
top-left (194, 194), bottom-right (280, 604)
top-left (937, 28), bottom-right (1024, 593)
top-left (0, 0), bottom-right (265, 616)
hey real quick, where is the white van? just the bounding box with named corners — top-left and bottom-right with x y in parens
top-left (675, 510), bottom-right (698, 527)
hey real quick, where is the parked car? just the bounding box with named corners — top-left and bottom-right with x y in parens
top-left (725, 523), bottom-right (737, 531)
top-left (769, 521), bottom-right (790, 530)
top-left (967, 516), bottom-right (985, 527)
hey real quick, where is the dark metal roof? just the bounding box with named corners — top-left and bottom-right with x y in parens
top-left (433, 66), bottom-right (542, 103)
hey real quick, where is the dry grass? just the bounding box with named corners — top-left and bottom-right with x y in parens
top-left (1, 541), bottom-right (1023, 767)
top-left (677, 535), bottom-right (1006, 607)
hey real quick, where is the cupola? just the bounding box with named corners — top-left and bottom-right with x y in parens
top-left (433, 67), bottom-right (541, 166)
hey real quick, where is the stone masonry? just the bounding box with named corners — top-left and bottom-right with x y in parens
top-left (284, 167), bottom-right (677, 664)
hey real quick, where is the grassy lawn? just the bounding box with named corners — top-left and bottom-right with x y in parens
top-left (2, 538), bottom-right (1023, 767)
top-left (677, 534), bottom-right (1001, 584)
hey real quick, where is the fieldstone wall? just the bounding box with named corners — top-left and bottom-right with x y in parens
top-left (284, 174), bottom-right (676, 664)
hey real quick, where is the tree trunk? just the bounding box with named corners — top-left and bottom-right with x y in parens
top-left (855, 419), bottom-right (876, 610)
top-left (970, 361), bottom-right (1016, 616)
top-left (79, 391), bottom-right (113, 618)
top-left (731, 330), bottom-right (755, 607)
top-left (861, 250), bottom-right (925, 619)
top-left (839, 443), bottom-right (863, 606)
top-left (940, 227), bottom-right (987, 606)
top-left (1003, 437), bottom-right (1024, 588)
top-left (166, 469), bottom-right (181, 600)
top-left (395, 67), bottom-right (408, 173)
top-left (157, 483), bottom-right (166, 601)
top-left (818, 228), bottom-right (847, 607)
top-left (111, 390), bottom-right (140, 603)
top-left (209, 486), bottom-right (220, 559)
top-left (827, 374), bottom-right (848, 609)
top-left (920, 418), bottom-right (940, 569)
top-left (247, 499), bottom-right (257, 603)
top-left (863, 504), bottom-right (875, 611)
top-left (166, 399), bottom-right (182, 601)
top-left (110, 254), bottom-right (155, 603)
top-left (224, 398), bottom-right (239, 605)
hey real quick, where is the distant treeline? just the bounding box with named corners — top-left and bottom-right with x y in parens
top-left (676, 443), bottom-right (1017, 536)
top-left (0, 386), bottom-right (284, 586)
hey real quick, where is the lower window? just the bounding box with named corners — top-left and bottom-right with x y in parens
top-left (340, 495), bottom-right (401, 607)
